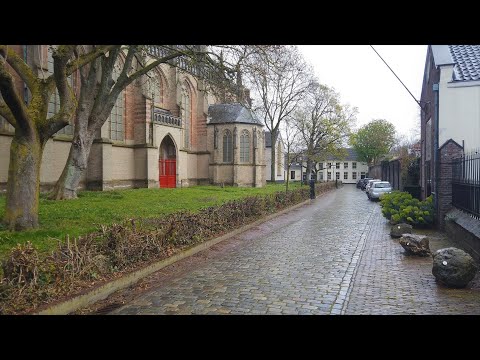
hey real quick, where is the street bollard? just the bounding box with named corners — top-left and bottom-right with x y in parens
top-left (309, 179), bottom-right (315, 199)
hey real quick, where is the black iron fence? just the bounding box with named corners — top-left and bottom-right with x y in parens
top-left (452, 149), bottom-right (480, 219)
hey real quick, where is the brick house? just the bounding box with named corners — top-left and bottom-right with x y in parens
top-left (420, 45), bottom-right (480, 226)
top-left (0, 45), bottom-right (266, 191)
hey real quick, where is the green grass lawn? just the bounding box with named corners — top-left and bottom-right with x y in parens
top-left (0, 182), bottom-right (305, 259)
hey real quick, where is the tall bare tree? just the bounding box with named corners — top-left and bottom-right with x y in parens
top-left (294, 82), bottom-right (357, 183)
top-left (50, 45), bottom-right (268, 200)
top-left (281, 116), bottom-right (301, 192)
top-left (246, 46), bottom-right (312, 182)
top-left (0, 45), bottom-right (113, 230)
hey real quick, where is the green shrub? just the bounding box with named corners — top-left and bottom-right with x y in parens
top-left (379, 191), bottom-right (433, 226)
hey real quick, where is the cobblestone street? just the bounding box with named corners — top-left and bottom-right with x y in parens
top-left (111, 185), bottom-right (480, 315)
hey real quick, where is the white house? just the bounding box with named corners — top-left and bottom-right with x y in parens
top-left (285, 148), bottom-right (368, 184)
top-left (421, 45), bottom-right (480, 199)
top-left (315, 149), bottom-right (368, 184)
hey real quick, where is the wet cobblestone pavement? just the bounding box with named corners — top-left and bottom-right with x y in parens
top-left (111, 186), bottom-right (480, 315)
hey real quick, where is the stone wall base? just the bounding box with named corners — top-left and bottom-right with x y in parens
top-left (445, 208), bottom-right (480, 262)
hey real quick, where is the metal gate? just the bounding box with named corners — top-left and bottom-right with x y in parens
top-left (159, 159), bottom-right (176, 188)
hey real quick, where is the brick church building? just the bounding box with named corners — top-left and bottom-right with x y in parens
top-left (0, 45), bottom-right (268, 191)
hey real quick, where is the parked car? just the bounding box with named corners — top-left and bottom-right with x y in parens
top-left (368, 181), bottom-right (392, 200)
top-left (365, 179), bottom-right (381, 195)
top-left (360, 178), bottom-right (373, 190)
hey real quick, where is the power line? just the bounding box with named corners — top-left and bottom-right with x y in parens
top-left (369, 45), bottom-right (423, 110)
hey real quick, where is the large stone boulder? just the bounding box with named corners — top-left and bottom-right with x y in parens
top-left (432, 247), bottom-right (478, 288)
top-left (390, 223), bottom-right (413, 238)
top-left (399, 234), bottom-right (431, 256)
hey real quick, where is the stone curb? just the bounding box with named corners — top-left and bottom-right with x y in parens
top-left (36, 190), bottom-right (333, 315)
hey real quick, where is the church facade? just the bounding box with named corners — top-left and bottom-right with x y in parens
top-left (0, 45), bottom-right (268, 192)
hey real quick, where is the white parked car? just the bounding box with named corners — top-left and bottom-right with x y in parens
top-left (368, 181), bottom-right (392, 200)
top-left (365, 179), bottom-right (381, 195)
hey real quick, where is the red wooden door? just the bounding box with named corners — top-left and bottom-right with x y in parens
top-left (159, 159), bottom-right (176, 188)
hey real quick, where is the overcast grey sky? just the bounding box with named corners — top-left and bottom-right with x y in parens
top-left (298, 45), bottom-right (427, 139)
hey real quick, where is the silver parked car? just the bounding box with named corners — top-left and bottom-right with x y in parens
top-left (365, 179), bottom-right (381, 194)
top-left (368, 181), bottom-right (392, 200)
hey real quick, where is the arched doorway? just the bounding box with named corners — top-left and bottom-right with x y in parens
top-left (159, 135), bottom-right (177, 188)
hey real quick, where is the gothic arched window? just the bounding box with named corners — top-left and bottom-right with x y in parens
top-left (240, 130), bottom-right (250, 162)
top-left (182, 82), bottom-right (192, 148)
top-left (108, 61), bottom-right (125, 141)
top-left (153, 72), bottom-right (164, 106)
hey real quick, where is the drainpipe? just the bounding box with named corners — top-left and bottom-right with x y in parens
top-left (432, 82), bottom-right (439, 224)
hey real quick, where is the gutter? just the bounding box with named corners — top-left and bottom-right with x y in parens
top-left (433, 82), bottom-right (439, 224)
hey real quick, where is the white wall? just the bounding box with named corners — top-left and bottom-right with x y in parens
top-left (265, 139), bottom-right (285, 182)
top-left (315, 160), bottom-right (368, 184)
top-left (111, 145), bottom-right (135, 181)
top-left (439, 65), bottom-right (480, 152)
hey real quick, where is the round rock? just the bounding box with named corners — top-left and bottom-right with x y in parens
top-left (390, 223), bottom-right (413, 238)
top-left (432, 247), bottom-right (478, 288)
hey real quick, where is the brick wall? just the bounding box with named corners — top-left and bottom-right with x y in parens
top-left (437, 139), bottom-right (463, 229)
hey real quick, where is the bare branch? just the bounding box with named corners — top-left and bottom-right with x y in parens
top-left (0, 45), bottom-right (37, 91)
top-left (0, 96), bottom-right (17, 128)
top-left (67, 45), bottom-right (118, 75)
top-left (0, 59), bottom-right (30, 133)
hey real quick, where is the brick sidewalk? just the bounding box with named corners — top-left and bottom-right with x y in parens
top-left (344, 203), bottom-right (480, 315)
top-left (108, 186), bottom-right (480, 315)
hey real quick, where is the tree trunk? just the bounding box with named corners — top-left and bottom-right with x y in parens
top-left (305, 161), bottom-right (312, 185)
top-left (4, 134), bottom-right (43, 230)
top-left (50, 131), bottom-right (95, 200)
top-left (270, 137), bottom-right (276, 182)
top-left (286, 164), bottom-right (290, 192)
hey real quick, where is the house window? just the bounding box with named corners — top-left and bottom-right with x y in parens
top-left (290, 171), bottom-right (295, 180)
top-left (352, 172), bottom-right (357, 180)
top-left (352, 162), bottom-right (357, 169)
top-left (302, 173), bottom-right (306, 181)
top-left (223, 130), bottom-right (233, 163)
top-left (182, 83), bottom-right (192, 148)
top-left (47, 47), bottom-right (74, 136)
top-left (240, 130), bottom-right (250, 162)
top-left (344, 172), bottom-right (348, 180)
top-left (327, 172), bottom-right (332, 180)
top-left (344, 162), bottom-right (348, 169)
top-left (319, 172), bottom-right (324, 180)
top-left (277, 142), bottom-right (282, 176)
top-left (361, 172), bottom-right (366, 179)
top-left (327, 162), bottom-right (332, 169)
top-left (319, 163), bottom-right (324, 170)
top-left (336, 172), bottom-right (340, 180)
top-left (336, 162), bottom-right (340, 169)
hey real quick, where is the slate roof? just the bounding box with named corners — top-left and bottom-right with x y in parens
top-left (207, 103), bottom-right (262, 125)
top-left (448, 45), bottom-right (480, 81)
top-left (431, 45), bottom-right (480, 82)
top-left (324, 148), bottom-right (360, 161)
